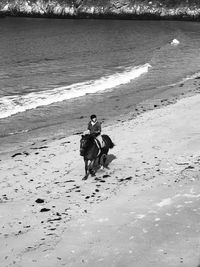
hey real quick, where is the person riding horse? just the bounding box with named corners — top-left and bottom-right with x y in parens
top-left (86, 114), bottom-right (104, 150)
top-left (80, 114), bottom-right (114, 180)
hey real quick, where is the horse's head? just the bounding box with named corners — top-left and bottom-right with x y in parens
top-left (80, 134), bottom-right (94, 157)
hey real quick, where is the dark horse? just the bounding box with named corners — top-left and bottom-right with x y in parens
top-left (80, 134), bottom-right (114, 180)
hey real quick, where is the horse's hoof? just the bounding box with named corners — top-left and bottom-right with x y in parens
top-left (90, 170), bottom-right (96, 177)
top-left (82, 176), bottom-right (88, 181)
top-left (103, 166), bottom-right (110, 170)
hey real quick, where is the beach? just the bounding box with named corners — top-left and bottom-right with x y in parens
top-left (1, 18), bottom-right (200, 156)
top-left (1, 76), bottom-right (200, 266)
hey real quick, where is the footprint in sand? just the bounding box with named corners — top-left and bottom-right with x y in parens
top-left (102, 174), bottom-right (110, 178)
top-left (40, 208), bottom-right (50, 212)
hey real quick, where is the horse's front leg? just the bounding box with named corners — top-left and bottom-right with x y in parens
top-left (89, 160), bottom-right (96, 177)
top-left (82, 159), bottom-right (89, 180)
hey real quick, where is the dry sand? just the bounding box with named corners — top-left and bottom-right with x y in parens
top-left (1, 80), bottom-right (200, 266)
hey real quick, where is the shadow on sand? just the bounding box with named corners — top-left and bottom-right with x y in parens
top-left (104, 154), bottom-right (117, 167)
top-left (91, 154), bottom-right (116, 176)
top-left (97, 153), bottom-right (117, 170)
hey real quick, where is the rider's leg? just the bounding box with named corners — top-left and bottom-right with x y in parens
top-left (96, 134), bottom-right (104, 148)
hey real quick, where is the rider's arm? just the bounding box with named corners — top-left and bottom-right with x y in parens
top-left (87, 122), bottom-right (91, 131)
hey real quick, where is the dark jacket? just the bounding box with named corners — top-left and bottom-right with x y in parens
top-left (88, 121), bottom-right (101, 136)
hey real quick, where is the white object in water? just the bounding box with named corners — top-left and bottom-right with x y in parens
top-left (171, 39), bottom-right (180, 45)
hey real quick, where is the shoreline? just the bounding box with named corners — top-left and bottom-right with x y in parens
top-left (1, 78), bottom-right (200, 266)
top-left (3, 13), bottom-right (200, 22)
top-left (1, 17), bottom-right (200, 158)
top-left (1, 73), bottom-right (200, 160)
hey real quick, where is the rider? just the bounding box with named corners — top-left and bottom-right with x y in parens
top-left (87, 114), bottom-right (104, 149)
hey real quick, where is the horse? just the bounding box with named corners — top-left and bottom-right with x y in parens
top-left (80, 134), bottom-right (115, 180)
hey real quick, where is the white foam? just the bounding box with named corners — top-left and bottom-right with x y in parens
top-left (157, 198), bottom-right (172, 207)
top-left (0, 63), bottom-right (151, 119)
top-left (171, 39), bottom-right (180, 45)
top-left (136, 214), bottom-right (146, 219)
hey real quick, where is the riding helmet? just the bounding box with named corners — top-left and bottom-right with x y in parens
top-left (90, 114), bottom-right (97, 120)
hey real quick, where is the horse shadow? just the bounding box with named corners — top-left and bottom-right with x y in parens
top-left (93, 154), bottom-right (116, 173)
top-left (104, 154), bottom-right (117, 168)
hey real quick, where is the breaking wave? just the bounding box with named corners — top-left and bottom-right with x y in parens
top-left (0, 63), bottom-right (151, 119)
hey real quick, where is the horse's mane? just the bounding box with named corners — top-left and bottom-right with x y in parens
top-left (81, 134), bottom-right (96, 147)
top-left (82, 134), bottom-right (94, 142)
top-left (82, 134), bottom-right (114, 149)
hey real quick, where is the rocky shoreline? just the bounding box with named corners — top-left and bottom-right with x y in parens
top-left (1, 0), bottom-right (200, 21)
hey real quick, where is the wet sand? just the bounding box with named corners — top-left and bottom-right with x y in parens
top-left (1, 73), bottom-right (199, 157)
top-left (1, 77), bottom-right (200, 266)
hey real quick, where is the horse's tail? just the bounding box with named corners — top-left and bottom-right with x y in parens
top-left (109, 139), bottom-right (115, 149)
top-left (102, 134), bottom-right (115, 149)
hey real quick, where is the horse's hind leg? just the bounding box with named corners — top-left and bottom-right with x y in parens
top-left (103, 154), bottom-right (107, 166)
top-left (102, 149), bottom-right (109, 168)
top-left (102, 154), bottom-right (108, 168)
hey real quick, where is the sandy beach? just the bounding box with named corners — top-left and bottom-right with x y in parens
top-left (1, 77), bottom-right (200, 267)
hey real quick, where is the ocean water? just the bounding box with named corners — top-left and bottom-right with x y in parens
top-left (0, 17), bottom-right (200, 152)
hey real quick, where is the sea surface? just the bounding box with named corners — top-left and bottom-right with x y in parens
top-left (0, 17), bottom-right (200, 152)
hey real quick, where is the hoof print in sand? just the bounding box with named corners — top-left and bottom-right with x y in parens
top-left (35, 198), bottom-right (45, 204)
top-left (103, 174), bottom-right (111, 178)
top-left (40, 208), bottom-right (50, 212)
top-left (118, 176), bottom-right (133, 182)
top-left (11, 153), bottom-right (23, 158)
top-left (65, 180), bottom-right (75, 183)
top-left (47, 217), bottom-right (62, 222)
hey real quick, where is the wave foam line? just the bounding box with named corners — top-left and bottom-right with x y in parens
top-left (158, 71), bottom-right (200, 90)
top-left (0, 63), bottom-right (151, 119)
